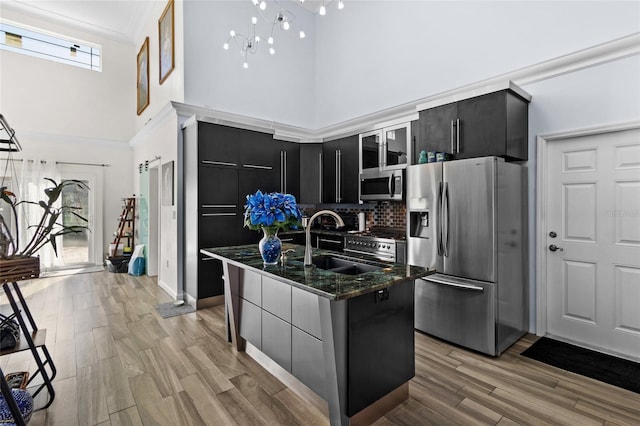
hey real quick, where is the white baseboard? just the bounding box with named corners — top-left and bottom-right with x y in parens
top-left (158, 279), bottom-right (177, 300)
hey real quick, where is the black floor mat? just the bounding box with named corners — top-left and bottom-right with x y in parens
top-left (521, 337), bottom-right (640, 394)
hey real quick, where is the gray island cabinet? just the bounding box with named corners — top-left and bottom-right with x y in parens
top-left (201, 244), bottom-right (432, 425)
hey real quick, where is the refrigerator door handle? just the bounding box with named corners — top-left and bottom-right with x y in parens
top-left (419, 276), bottom-right (484, 292)
top-left (437, 181), bottom-right (443, 256)
top-left (443, 182), bottom-right (450, 257)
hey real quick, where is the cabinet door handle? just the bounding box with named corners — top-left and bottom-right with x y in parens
top-left (319, 152), bottom-right (323, 203)
top-left (284, 150), bottom-right (287, 193)
top-left (450, 120), bottom-right (455, 154)
top-left (201, 204), bottom-right (236, 208)
top-left (243, 164), bottom-right (273, 170)
top-left (335, 150), bottom-right (339, 203)
top-left (202, 160), bottom-right (237, 167)
top-left (338, 150), bottom-right (342, 203)
top-left (318, 238), bottom-right (342, 244)
top-left (456, 118), bottom-right (460, 153)
top-left (280, 151), bottom-right (284, 193)
top-left (201, 213), bottom-right (237, 217)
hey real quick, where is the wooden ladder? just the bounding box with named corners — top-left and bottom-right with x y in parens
top-left (112, 197), bottom-right (135, 254)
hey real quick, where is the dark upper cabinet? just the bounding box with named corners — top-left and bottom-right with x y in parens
top-left (299, 143), bottom-right (322, 204)
top-left (198, 122), bottom-right (240, 166)
top-left (415, 88), bottom-right (529, 162)
top-left (323, 135), bottom-right (359, 203)
top-left (239, 130), bottom-right (280, 169)
top-left (417, 102), bottom-right (458, 156)
top-left (280, 141), bottom-right (300, 200)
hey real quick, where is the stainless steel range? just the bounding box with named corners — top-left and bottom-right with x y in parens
top-left (344, 227), bottom-right (406, 263)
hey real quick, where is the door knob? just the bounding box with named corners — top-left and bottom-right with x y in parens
top-left (549, 244), bottom-right (564, 252)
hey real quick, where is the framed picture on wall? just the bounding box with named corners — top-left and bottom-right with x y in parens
top-left (162, 161), bottom-right (174, 206)
top-left (136, 37), bottom-right (150, 115)
top-left (158, 0), bottom-right (175, 84)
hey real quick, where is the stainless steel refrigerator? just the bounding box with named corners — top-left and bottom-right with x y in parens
top-left (407, 156), bottom-right (527, 356)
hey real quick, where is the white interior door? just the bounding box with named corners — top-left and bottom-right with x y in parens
top-left (545, 127), bottom-right (640, 359)
top-left (58, 164), bottom-right (104, 269)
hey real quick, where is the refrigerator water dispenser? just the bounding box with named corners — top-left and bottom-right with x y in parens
top-left (409, 210), bottom-right (430, 238)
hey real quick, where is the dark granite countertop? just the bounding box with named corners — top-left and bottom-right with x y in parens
top-left (201, 243), bottom-right (433, 301)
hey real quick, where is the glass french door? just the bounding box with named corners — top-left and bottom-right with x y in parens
top-left (57, 164), bottom-right (104, 269)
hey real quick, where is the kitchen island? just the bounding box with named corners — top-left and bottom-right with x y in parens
top-left (201, 243), bottom-right (432, 426)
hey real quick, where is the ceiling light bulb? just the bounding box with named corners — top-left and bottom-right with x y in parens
top-left (338, 0), bottom-right (344, 10)
top-left (223, 42), bottom-right (229, 50)
top-left (299, 0), bottom-right (304, 3)
top-left (269, 47), bottom-right (275, 55)
top-left (229, 30), bottom-right (236, 37)
top-left (283, 21), bottom-right (290, 30)
top-left (259, 1), bottom-right (266, 10)
top-left (252, 0), bottom-right (258, 5)
top-left (243, 61), bottom-right (249, 69)
top-left (299, 30), bottom-right (305, 39)
top-left (319, 4), bottom-right (326, 15)
top-left (268, 36), bottom-right (274, 45)
top-left (255, 35), bottom-right (261, 42)
top-left (251, 16), bottom-right (257, 25)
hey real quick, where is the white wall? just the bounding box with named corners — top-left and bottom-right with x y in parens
top-left (130, 0), bottom-right (187, 298)
top-left (183, 0), bottom-right (317, 129)
top-left (0, 8), bottom-right (135, 257)
top-left (521, 54), bottom-right (640, 330)
top-left (0, 8), bottom-right (136, 142)
top-left (131, 106), bottom-right (180, 297)
top-left (134, 0), bottom-right (185, 131)
top-left (314, 1), bottom-right (640, 129)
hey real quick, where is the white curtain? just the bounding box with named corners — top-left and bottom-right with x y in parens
top-left (17, 159), bottom-right (62, 270)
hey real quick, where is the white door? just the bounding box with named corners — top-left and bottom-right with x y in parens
top-left (57, 164), bottom-right (104, 269)
top-left (545, 127), bottom-right (640, 359)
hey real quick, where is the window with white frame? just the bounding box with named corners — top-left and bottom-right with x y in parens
top-left (0, 20), bottom-right (101, 71)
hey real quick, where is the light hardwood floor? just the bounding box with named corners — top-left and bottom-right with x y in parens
top-left (2, 271), bottom-right (638, 425)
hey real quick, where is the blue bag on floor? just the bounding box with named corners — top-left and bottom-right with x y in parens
top-left (128, 244), bottom-right (145, 276)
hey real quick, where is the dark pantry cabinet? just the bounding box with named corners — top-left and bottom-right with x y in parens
top-left (414, 87), bottom-right (530, 162)
top-left (183, 119), bottom-right (295, 304)
top-left (322, 135), bottom-right (359, 203)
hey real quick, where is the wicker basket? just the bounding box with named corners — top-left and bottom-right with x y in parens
top-left (0, 256), bottom-right (40, 284)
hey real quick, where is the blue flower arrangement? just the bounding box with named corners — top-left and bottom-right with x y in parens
top-left (243, 190), bottom-right (303, 233)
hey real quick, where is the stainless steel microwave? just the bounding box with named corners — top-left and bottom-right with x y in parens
top-left (360, 169), bottom-right (404, 201)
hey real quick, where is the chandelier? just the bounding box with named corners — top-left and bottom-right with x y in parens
top-left (223, 0), bottom-right (345, 69)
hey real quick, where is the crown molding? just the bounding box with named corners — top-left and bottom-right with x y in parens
top-left (133, 33), bottom-right (640, 145)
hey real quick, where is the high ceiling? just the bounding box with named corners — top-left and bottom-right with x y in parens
top-left (1, 0), bottom-right (333, 43)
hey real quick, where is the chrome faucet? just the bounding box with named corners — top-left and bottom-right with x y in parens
top-left (303, 210), bottom-right (345, 266)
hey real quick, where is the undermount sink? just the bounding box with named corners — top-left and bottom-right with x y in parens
top-left (311, 255), bottom-right (382, 275)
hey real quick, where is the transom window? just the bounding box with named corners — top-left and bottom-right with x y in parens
top-left (0, 20), bottom-right (101, 71)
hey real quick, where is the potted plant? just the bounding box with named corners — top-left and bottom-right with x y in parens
top-left (243, 190), bottom-right (302, 265)
top-left (0, 178), bottom-right (89, 283)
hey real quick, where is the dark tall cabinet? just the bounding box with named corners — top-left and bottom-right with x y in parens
top-left (322, 135), bottom-right (359, 203)
top-left (414, 87), bottom-right (530, 162)
top-left (299, 143), bottom-right (322, 204)
top-left (183, 119), bottom-right (295, 304)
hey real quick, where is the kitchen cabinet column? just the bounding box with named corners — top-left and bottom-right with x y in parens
top-left (322, 135), bottom-right (358, 203)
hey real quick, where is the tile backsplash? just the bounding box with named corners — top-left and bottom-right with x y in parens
top-left (372, 201), bottom-right (406, 229)
top-left (299, 201), bottom-right (406, 230)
